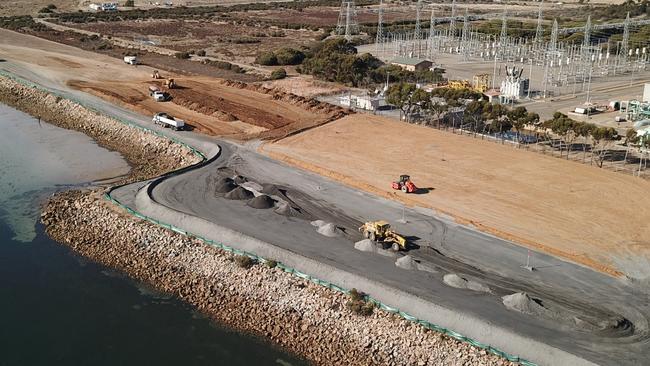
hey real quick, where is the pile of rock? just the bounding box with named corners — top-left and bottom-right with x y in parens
top-left (42, 190), bottom-right (518, 366)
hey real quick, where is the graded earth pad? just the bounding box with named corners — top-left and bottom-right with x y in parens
top-left (264, 114), bottom-right (650, 276)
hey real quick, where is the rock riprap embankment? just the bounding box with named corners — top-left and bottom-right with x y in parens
top-left (42, 190), bottom-right (518, 366)
top-left (0, 76), bottom-right (201, 182)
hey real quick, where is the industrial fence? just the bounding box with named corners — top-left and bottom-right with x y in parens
top-left (1, 70), bottom-right (537, 366)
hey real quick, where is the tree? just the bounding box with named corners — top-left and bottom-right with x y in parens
top-left (624, 128), bottom-right (640, 145)
top-left (386, 83), bottom-right (429, 122)
top-left (590, 127), bottom-right (621, 167)
top-left (255, 51), bottom-right (277, 66)
top-left (429, 100), bottom-right (448, 128)
top-left (124, 0), bottom-right (134, 7)
top-left (575, 122), bottom-right (596, 162)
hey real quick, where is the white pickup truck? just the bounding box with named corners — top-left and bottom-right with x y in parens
top-left (152, 112), bottom-right (185, 131)
top-left (149, 86), bottom-right (170, 102)
top-left (123, 56), bottom-right (137, 65)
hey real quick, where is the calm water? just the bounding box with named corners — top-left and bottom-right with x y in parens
top-left (0, 104), bottom-right (306, 366)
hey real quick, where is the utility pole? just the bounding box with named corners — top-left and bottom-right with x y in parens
top-left (620, 12), bottom-right (630, 70)
top-left (461, 7), bottom-right (470, 61)
top-left (499, 7), bottom-right (507, 60)
top-left (449, 0), bottom-right (457, 38)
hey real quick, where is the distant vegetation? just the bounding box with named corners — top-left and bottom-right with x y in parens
top-left (0, 16), bottom-right (49, 32)
top-left (297, 39), bottom-right (444, 87)
top-left (255, 48), bottom-right (305, 66)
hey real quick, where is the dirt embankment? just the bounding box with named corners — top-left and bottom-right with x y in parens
top-left (0, 76), bottom-right (200, 182)
top-left (41, 190), bottom-right (517, 366)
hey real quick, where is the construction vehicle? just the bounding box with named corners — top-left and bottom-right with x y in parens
top-left (152, 70), bottom-right (161, 79)
top-left (359, 221), bottom-right (407, 251)
top-left (472, 74), bottom-right (491, 93)
top-left (148, 86), bottom-right (170, 102)
top-left (123, 56), bottom-right (137, 65)
top-left (391, 175), bottom-right (417, 193)
top-left (447, 80), bottom-right (471, 90)
top-left (164, 78), bottom-right (176, 89)
top-left (152, 112), bottom-right (185, 130)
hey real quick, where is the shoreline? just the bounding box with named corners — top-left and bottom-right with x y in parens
top-left (0, 74), bottom-right (519, 365)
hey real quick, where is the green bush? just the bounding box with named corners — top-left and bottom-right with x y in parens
top-left (196, 49), bottom-right (206, 57)
top-left (39, 7), bottom-right (53, 13)
top-left (348, 288), bottom-right (364, 301)
top-left (274, 48), bottom-right (305, 65)
top-left (346, 299), bottom-right (374, 316)
top-left (265, 259), bottom-right (278, 268)
top-left (47, 4), bottom-right (57, 9)
top-left (269, 68), bottom-right (287, 80)
top-left (174, 51), bottom-right (190, 59)
top-left (124, 0), bottom-right (135, 7)
top-left (255, 51), bottom-right (277, 66)
top-left (235, 255), bottom-right (255, 269)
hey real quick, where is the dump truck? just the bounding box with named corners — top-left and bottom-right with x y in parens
top-left (123, 56), bottom-right (137, 65)
top-left (152, 112), bottom-right (185, 131)
top-left (148, 86), bottom-right (170, 102)
top-left (359, 220), bottom-right (407, 251)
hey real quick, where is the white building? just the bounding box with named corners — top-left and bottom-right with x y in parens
top-left (339, 94), bottom-right (383, 111)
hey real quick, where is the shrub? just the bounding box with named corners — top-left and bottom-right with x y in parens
top-left (39, 7), bottom-right (53, 13)
top-left (196, 49), bottom-right (206, 57)
top-left (235, 255), bottom-right (255, 269)
top-left (348, 288), bottom-right (365, 301)
top-left (174, 51), bottom-right (190, 59)
top-left (47, 4), bottom-right (57, 9)
top-left (274, 47), bottom-right (305, 65)
top-left (124, 0), bottom-right (135, 6)
top-left (255, 51), bottom-right (277, 66)
top-left (346, 299), bottom-right (374, 316)
top-left (265, 259), bottom-right (278, 268)
top-left (269, 68), bottom-right (287, 80)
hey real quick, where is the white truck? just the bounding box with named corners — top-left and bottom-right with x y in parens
top-left (148, 86), bottom-right (170, 102)
top-left (152, 112), bottom-right (185, 131)
top-left (123, 56), bottom-right (137, 65)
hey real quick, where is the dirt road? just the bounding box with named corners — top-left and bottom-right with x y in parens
top-left (264, 114), bottom-right (650, 277)
top-left (0, 29), bottom-right (342, 140)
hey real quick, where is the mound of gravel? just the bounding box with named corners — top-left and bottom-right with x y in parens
top-left (247, 194), bottom-right (275, 209)
top-left (502, 292), bottom-right (547, 316)
top-left (443, 274), bottom-right (491, 293)
top-left (316, 223), bottom-right (341, 237)
top-left (225, 186), bottom-right (254, 200)
top-left (310, 220), bottom-right (325, 227)
top-left (395, 255), bottom-right (418, 270)
top-left (233, 175), bottom-right (248, 184)
top-left (354, 239), bottom-right (376, 252)
top-left (274, 202), bottom-right (299, 217)
top-left (215, 177), bottom-right (237, 193)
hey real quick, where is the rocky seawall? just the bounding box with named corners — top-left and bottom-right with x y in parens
top-left (1, 74), bottom-right (517, 365)
top-left (0, 75), bottom-right (200, 182)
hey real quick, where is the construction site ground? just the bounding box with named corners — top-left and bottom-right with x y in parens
top-left (0, 29), bottom-right (343, 141)
top-left (264, 113), bottom-right (650, 277)
top-left (2, 24), bottom-right (650, 366)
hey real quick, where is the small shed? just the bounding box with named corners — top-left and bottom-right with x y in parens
top-left (390, 57), bottom-right (433, 72)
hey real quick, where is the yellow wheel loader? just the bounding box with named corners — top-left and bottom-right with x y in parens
top-left (358, 220), bottom-right (407, 251)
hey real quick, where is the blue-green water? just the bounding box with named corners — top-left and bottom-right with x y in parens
top-left (0, 104), bottom-right (306, 366)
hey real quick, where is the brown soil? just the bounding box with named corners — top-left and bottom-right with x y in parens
top-left (0, 29), bottom-right (347, 140)
top-left (264, 114), bottom-right (650, 276)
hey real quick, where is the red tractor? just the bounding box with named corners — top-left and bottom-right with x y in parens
top-left (391, 175), bottom-right (417, 193)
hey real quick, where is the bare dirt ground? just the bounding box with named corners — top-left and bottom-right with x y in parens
top-left (71, 19), bottom-right (322, 65)
top-left (264, 114), bottom-right (650, 276)
top-left (0, 29), bottom-right (344, 140)
top-left (0, 0), bottom-right (78, 16)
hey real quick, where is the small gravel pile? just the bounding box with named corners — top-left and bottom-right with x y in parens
top-left (225, 186), bottom-right (254, 200)
top-left (354, 239), bottom-right (376, 252)
top-left (395, 255), bottom-right (418, 270)
top-left (316, 222), bottom-right (341, 237)
top-left (502, 292), bottom-right (548, 316)
top-left (247, 194), bottom-right (275, 209)
top-left (443, 274), bottom-right (491, 293)
top-left (215, 177), bottom-right (237, 193)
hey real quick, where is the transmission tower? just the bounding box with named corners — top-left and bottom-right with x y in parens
top-left (428, 6), bottom-right (436, 59)
top-left (499, 7), bottom-right (507, 59)
top-left (461, 7), bottom-right (470, 61)
top-left (620, 12), bottom-right (630, 64)
top-left (336, 0), bottom-right (358, 40)
top-left (534, 0), bottom-right (544, 44)
top-left (582, 15), bottom-right (592, 53)
top-left (414, 0), bottom-right (423, 41)
top-left (375, 0), bottom-right (384, 54)
top-left (549, 18), bottom-right (558, 52)
top-left (449, 0), bottom-right (456, 37)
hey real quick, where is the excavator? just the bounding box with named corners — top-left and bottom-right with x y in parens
top-left (391, 174), bottom-right (417, 193)
top-left (151, 70), bottom-right (177, 89)
top-left (359, 221), bottom-right (407, 251)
